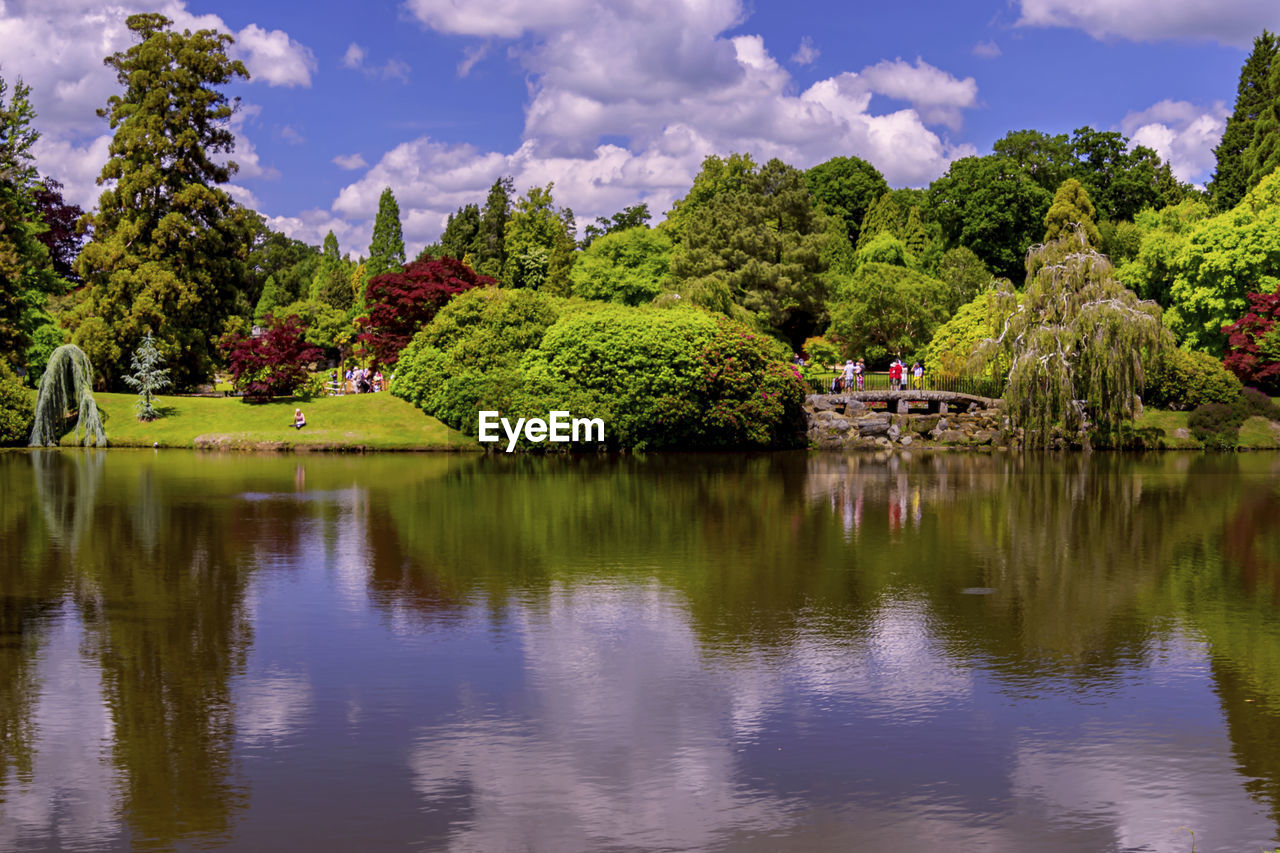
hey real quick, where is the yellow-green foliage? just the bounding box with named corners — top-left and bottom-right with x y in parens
top-left (0, 361), bottom-right (35, 445)
top-left (1044, 178), bottom-right (1101, 246)
top-left (1144, 346), bottom-right (1243, 410)
top-left (921, 291), bottom-right (1010, 378)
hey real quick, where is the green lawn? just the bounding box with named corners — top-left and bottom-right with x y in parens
top-left (1134, 408), bottom-right (1280, 449)
top-left (70, 391), bottom-right (477, 451)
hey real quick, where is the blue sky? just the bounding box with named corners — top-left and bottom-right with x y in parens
top-left (3, 0), bottom-right (1276, 255)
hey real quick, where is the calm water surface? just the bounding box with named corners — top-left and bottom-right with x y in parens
top-left (1, 450), bottom-right (1279, 852)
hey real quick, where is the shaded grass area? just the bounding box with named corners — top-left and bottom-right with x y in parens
top-left (67, 392), bottom-right (477, 451)
top-left (1134, 408), bottom-right (1280, 450)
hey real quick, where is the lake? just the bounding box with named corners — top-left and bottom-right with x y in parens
top-left (1, 450), bottom-right (1278, 852)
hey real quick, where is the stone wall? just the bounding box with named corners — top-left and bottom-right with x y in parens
top-left (805, 395), bottom-right (1008, 450)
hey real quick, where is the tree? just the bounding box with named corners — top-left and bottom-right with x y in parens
top-left (254, 275), bottom-right (284, 324)
top-left (247, 223), bottom-right (320, 306)
top-left (473, 176), bottom-right (513, 280)
top-left (359, 256), bottom-right (495, 367)
top-left (667, 157), bottom-right (831, 346)
top-left (992, 129), bottom-right (1077, 194)
top-left (1069, 127), bottom-right (1183, 222)
top-left (1211, 31), bottom-right (1278, 209)
top-left (0, 75), bottom-right (65, 374)
top-left (1163, 172), bottom-right (1280, 355)
top-left (1044, 178), bottom-right (1101, 246)
top-left (438, 203), bottom-right (480, 260)
top-left (1222, 284), bottom-right (1280, 394)
top-left (366, 187), bottom-right (406, 281)
top-left (928, 155), bottom-right (1053, 281)
top-left (503, 183), bottom-right (576, 294)
top-left (0, 361), bottom-right (34, 445)
top-left (935, 247), bottom-right (992, 313)
top-left (663, 152), bottom-right (758, 243)
top-left (804, 156), bottom-right (887, 248)
top-left (571, 226), bottom-right (671, 305)
top-left (122, 332), bottom-right (171, 420)
top-left (980, 229), bottom-right (1166, 447)
top-left (311, 231), bottom-right (352, 310)
top-left (827, 263), bottom-right (950, 366)
top-left (220, 314), bottom-right (323, 403)
top-left (75, 13), bottom-right (253, 388)
top-left (581, 203), bottom-right (650, 248)
top-left (1245, 55), bottom-right (1280, 189)
top-left (29, 344), bottom-right (106, 446)
top-left (31, 178), bottom-right (85, 283)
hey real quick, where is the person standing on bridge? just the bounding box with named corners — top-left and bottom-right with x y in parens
top-left (842, 360), bottom-right (855, 392)
top-left (888, 358), bottom-right (902, 391)
top-left (911, 361), bottom-right (924, 390)
top-left (854, 358), bottom-right (864, 391)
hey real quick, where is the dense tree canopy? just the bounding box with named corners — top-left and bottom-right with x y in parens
top-left (827, 262), bottom-right (950, 366)
top-left (1222, 285), bottom-right (1280, 394)
top-left (804, 156), bottom-right (888, 248)
top-left (1245, 53), bottom-right (1280, 189)
top-left (1210, 31), bottom-right (1278, 210)
top-left (928, 155), bottom-right (1053, 281)
top-left (580, 203), bottom-right (650, 249)
top-left (1043, 178), bottom-right (1101, 246)
top-left (667, 156), bottom-right (830, 345)
top-left (74, 13), bottom-right (253, 388)
top-left (503, 184), bottom-right (576, 294)
top-left (570, 225), bottom-right (671, 305)
top-left (472, 176), bottom-right (512, 280)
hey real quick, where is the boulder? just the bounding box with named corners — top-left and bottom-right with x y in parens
top-left (887, 423), bottom-right (900, 441)
top-left (937, 429), bottom-right (970, 445)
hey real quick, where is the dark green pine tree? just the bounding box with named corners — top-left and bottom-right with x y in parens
top-left (366, 187), bottom-right (405, 281)
top-left (472, 176), bottom-right (513, 281)
top-left (1245, 55), bottom-right (1280, 189)
top-left (1210, 30), bottom-right (1278, 210)
top-left (253, 274), bottom-right (282, 323)
top-left (312, 231), bottom-right (350, 310)
top-left (439, 203), bottom-right (480, 260)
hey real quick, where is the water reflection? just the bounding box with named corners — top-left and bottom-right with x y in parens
top-left (0, 450), bottom-right (1277, 851)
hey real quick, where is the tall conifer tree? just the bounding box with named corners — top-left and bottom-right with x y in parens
top-left (1209, 30), bottom-right (1278, 210)
top-left (75, 13), bottom-right (253, 387)
top-left (366, 187), bottom-right (405, 281)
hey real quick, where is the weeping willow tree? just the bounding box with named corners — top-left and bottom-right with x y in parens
top-left (979, 228), bottom-right (1167, 447)
top-left (29, 344), bottom-right (107, 447)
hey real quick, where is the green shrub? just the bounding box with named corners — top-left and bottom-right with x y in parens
top-left (394, 293), bottom-right (806, 450)
top-left (1188, 402), bottom-right (1243, 450)
top-left (293, 373), bottom-right (327, 401)
top-left (1145, 347), bottom-right (1243, 410)
top-left (0, 361), bottom-right (35, 445)
top-left (1240, 386), bottom-right (1280, 420)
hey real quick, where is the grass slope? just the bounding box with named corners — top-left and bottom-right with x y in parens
top-left (73, 392), bottom-right (477, 451)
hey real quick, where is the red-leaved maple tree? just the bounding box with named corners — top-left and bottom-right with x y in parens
top-left (221, 314), bottom-right (324, 403)
top-left (357, 257), bottom-right (494, 367)
top-left (1222, 285), bottom-right (1280, 395)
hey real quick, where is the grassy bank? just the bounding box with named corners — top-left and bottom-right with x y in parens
top-left (1133, 408), bottom-right (1280, 450)
top-left (67, 392), bottom-right (477, 451)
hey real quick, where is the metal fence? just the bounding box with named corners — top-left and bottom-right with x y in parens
top-left (805, 372), bottom-right (1004, 398)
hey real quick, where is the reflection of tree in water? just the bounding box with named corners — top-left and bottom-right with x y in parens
top-left (4, 452), bottom-right (334, 850)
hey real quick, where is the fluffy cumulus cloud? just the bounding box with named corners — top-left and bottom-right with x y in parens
top-left (1016, 0), bottom-right (1280, 46)
top-left (341, 42), bottom-right (410, 82)
top-left (1121, 99), bottom-right (1229, 185)
top-left (312, 0), bottom-right (977, 253)
top-left (0, 0), bottom-right (312, 207)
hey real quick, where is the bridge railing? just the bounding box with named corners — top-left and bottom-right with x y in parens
top-left (804, 371), bottom-right (1005, 398)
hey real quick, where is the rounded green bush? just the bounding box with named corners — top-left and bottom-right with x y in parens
top-left (1145, 347), bottom-right (1243, 411)
top-left (0, 361), bottom-right (36, 446)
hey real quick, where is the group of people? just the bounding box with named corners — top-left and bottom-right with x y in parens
top-left (827, 357), bottom-right (925, 393)
top-left (331, 366), bottom-right (385, 395)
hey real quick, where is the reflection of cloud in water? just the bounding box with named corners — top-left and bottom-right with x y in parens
top-left (0, 606), bottom-right (120, 850)
top-left (1010, 638), bottom-right (1276, 853)
top-left (410, 582), bottom-right (792, 851)
top-left (236, 671), bottom-right (313, 745)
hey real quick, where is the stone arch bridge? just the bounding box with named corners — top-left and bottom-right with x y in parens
top-left (819, 389), bottom-right (1003, 415)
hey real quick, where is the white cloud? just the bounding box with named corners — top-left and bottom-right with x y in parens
top-left (973, 40), bottom-right (1001, 58)
top-left (1016, 0), bottom-right (1280, 46)
top-left (791, 36), bottom-right (819, 66)
top-left (851, 57), bottom-right (979, 131)
top-left (1121, 99), bottom-right (1229, 185)
top-left (233, 23), bottom-right (316, 87)
top-left (342, 42), bottom-right (366, 69)
top-left (340, 41), bottom-right (410, 82)
top-left (348, 0), bottom-right (977, 252)
top-left (333, 153), bottom-right (369, 171)
top-left (0, 0), bottom-right (309, 209)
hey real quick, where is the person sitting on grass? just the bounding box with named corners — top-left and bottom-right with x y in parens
top-left (293, 408), bottom-right (306, 430)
